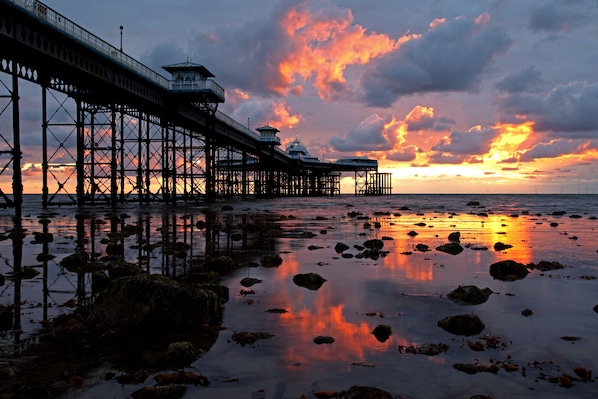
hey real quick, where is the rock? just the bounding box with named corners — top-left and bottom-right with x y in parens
top-left (527, 260), bottom-right (565, 271)
top-left (467, 201), bottom-right (480, 206)
top-left (594, 304), bottom-right (598, 313)
top-left (335, 242), bottom-right (350, 253)
top-left (165, 341), bottom-right (197, 367)
top-left (261, 254), bottom-right (283, 267)
top-left (437, 314), bottom-right (485, 336)
top-left (521, 308), bottom-right (533, 317)
top-left (363, 239), bottom-right (384, 250)
top-left (293, 273), bottom-right (326, 290)
top-left (436, 242), bottom-right (464, 255)
top-left (59, 251), bottom-right (90, 272)
top-left (0, 304), bottom-right (13, 330)
top-left (489, 260), bottom-right (528, 281)
top-left (453, 362), bottom-right (498, 374)
top-left (493, 242), bottom-right (513, 251)
top-left (447, 285), bottom-right (493, 305)
top-left (415, 243), bottom-right (430, 252)
top-left (313, 335), bottom-right (335, 344)
top-left (399, 343), bottom-right (449, 356)
top-left (109, 261), bottom-right (142, 279)
top-left (240, 277), bottom-right (262, 287)
top-left (204, 255), bottom-right (234, 271)
top-left (131, 385), bottom-right (188, 399)
top-left (89, 275), bottom-right (224, 334)
top-left (338, 386), bottom-right (393, 399)
top-left (232, 331), bottom-right (274, 346)
top-left (371, 324), bottom-right (392, 342)
top-left (407, 231), bottom-right (418, 237)
top-left (448, 232), bottom-right (460, 242)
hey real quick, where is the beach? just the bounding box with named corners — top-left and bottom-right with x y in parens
top-left (0, 194), bottom-right (597, 398)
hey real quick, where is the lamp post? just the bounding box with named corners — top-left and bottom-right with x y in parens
top-left (119, 25), bottom-right (123, 52)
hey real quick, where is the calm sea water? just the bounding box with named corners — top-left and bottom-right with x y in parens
top-left (1, 194), bottom-right (597, 398)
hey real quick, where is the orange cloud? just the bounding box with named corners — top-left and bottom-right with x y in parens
top-left (277, 2), bottom-right (412, 101)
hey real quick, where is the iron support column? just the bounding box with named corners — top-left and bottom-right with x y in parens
top-left (11, 62), bottom-right (22, 219)
top-left (41, 85), bottom-right (48, 209)
top-left (110, 106), bottom-right (117, 206)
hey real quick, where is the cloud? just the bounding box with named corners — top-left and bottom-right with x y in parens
top-left (360, 13), bottom-right (512, 107)
top-left (329, 113), bottom-right (398, 152)
top-left (404, 106), bottom-right (454, 132)
top-left (386, 145), bottom-right (419, 162)
top-left (169, 0), bottom-right (399, 101)
top-left (224, 95), bottom-right (302, 131)
top-left (518, 139), bottom-right (590, 161)
top-left (529, 4), bottom-right (587, 33)
top-left (495, 66), bottom-right (544, 93)
top-left (499, 81), bottom-right (598, 137)
top-left (431, 126), bottom-right (501, 156)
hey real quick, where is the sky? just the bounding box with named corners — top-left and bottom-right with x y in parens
top-left (7, 0), bottom-right (598, 194)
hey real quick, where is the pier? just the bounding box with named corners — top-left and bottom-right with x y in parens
top-left (0, 0), bottom-right (392, 217)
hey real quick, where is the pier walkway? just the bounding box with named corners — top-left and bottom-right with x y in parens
top-left (0, 0), bottom-right (391, 217)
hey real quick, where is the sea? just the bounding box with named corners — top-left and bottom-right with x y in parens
top-left (0, 194), bottom-right (597, 398)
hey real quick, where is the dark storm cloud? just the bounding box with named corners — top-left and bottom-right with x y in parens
top-left (495, 66), bottom-right (544, 93)
top-left (360, 14), bottom-right (512, 107)
top-left (500, 81), bottom-right (598, 137)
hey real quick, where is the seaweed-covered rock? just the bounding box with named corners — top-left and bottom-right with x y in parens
top-left (447, 285), bottom-right (493, 305)
top-left (59, 251), bottom-right (90, 273)
top-left (489, 260), bottom-right (528, 281)
top-left (231, 331), bottom-right (274, 346)
top-left (89, 275), bottom-right (223, 334)
top-left (372, 324), bottom-right (392, 342)
top-left (261, 254), bottom-right (283, 267)
top-left (109, 261), bottom-right (142, 279)
top-left (399, 343), bottom-right (449, 356)
top-left (436, 242), bottom-right (464, 255)
top-left (204, 255), bottom-right (234, 272)
top-left (240, 277), bottom-right (262, 287)
top-left (164, 341), bottom-right (197, 367)
top-left (293, 273), bottom-right (326, 290)
top-left (527, 260), bottom-right (565, 271)
top-left (453, 362), bottom-right (498, 374)
top-left (338, 386), bottom-right (393, 399)
top-left (437, 314), bottom-right (485, 336)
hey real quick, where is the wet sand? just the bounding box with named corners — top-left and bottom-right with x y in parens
top-left (1, 194), bottom-right (597, 398)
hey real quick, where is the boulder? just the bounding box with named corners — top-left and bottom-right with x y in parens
top-left (527, 260), bottom-right (565, 271)
top-left (293, 273), bottom-right (326, 290)
top-left (335, 242), bottom-right (350, 253)
top-left (447, 285), bottom-right (493, 305)
top-left (448, 232), bottom-right (460, 242)
top-left (338, 386), bottom-right (393, 399)
top-left (437, 314), bottom-right (485, 336)
top-left (372, 324), bottom-right (392, 342)
top-left (436, 243), bottom-right (464, 255)
top-left (89, 275), bottom-right (224, 334)
top-left (493, 242), bottom-right (513, 251)
top-left (489, 260), bottom-right (528, 281)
